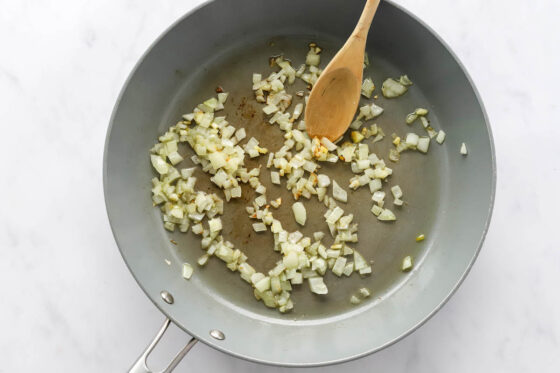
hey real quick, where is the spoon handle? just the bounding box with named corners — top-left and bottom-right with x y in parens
top-left (353, 0), bottom-right (380, 39)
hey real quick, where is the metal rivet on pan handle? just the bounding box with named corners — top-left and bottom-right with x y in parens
top-left (210, 329), bottom-right (225, 340)
top-left (160, 290), bottom-right (174, 304)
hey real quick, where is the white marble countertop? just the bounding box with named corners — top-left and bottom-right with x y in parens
top-left (1, 0), bottom-right (559, 371)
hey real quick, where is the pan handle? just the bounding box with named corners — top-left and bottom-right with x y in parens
top-left (129, 318), bottom-right (198, 373)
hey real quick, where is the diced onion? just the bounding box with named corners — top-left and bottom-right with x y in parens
top-left (332, 180), bottom-right (347, 203)
top-left (361, 78), bottom-right (375, 98)
top-left (402, 256), bottom-right (413, 272)
top-left (371, 204), bottom-right (383, 216)
top-left (372, 191), bottom-right (385, 205)
top-left (405, 133), bottom-right (419, 148)
top-left (320, 137), bottom-right (337, 151)
top-left (391, 185), bottom-right (403, 199)
top-left (152, 43), bottom-right (440, 314)
top-left (207, 218), bottom-right (221, 232)
top-left (182, 263), bottom-right (193, 279)
top-left (382, 78), bottom-right (408, 98)
top-left (460, 142), bottom-right (468, 155)
top-left (270, 171), bottom-right (281, 184)
top-left (353, 250), bottom-right (368, 271)
top-left (292, 202), bottom-right (307, 226)
top-left (378, 209), bottom-right (396, 221)
top-left (417, 137), bottom-right (430, 153)
top-left (151, 155), bottom-right (169, 175)
top-left (317, 174), bottom-right (330, 187)
top-left (359, 266), bottom-right (372, 275)
top-left (359, 287), bottom-right (371, 297)
top-left (351, 131), bottom-right (365, 143)
top-left (332, 257), bottom-right (347, 276)
top-left (399, 75), bottom-right (413, 86)
top-left (436, 130), bottom-right (446, 144)
top-left (309, 277), bottom-right (328, 294)
top-left (252, 223), bottom-right (267, 232)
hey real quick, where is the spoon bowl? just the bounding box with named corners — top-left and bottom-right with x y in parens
top-left (305, 67), bottom-right (361, 140)
top-left (305, 0), bottom-right (380, 141)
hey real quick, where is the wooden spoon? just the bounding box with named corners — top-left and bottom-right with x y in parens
top-left (305, 0), bottom-right (380, 141)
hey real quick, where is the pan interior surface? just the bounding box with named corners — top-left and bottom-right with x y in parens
top-left (160, 33), bottom-right (444, 320)
top-left (104, 0), bottom-right (494, 366)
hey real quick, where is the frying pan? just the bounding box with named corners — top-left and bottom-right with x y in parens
top-left (103, 0), bottom-right (496, 370)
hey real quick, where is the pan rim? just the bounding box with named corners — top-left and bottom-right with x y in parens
top-left (103, 0), bottom-right (496, 367)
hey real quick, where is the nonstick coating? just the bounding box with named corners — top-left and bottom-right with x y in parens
top-left (104, 0), bottom-right (495, 366)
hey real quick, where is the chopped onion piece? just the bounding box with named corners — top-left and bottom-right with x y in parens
top-left (361, 78), bottom-right (375, 98)
top-left (182, 262), bottom-right (193, 280)
top-left (350, 295), bottom-right (361, 304)
top-left (399, 75), bottom-right (413, 86)
top-left (235, 128), bottom-right (246, 142)
top-left (255, 184), bottom-right (266, 194)
top-left (308, 277), bottom-right (328, 294)
top-left (168, 152), bottom-right (184, 165)
top-left (230, 186), bottom-right (242, 198)
top-left (343, 262), bottom-right (354, 276)
top-left (197, 254), bottom-right (209, 266)
top-left (460, 142), bottom-right (468, 155)
top-left (332, 257), bottom-right (347, 276)
top-left (252, 223), bottom-right (267, 232)
top-left (351, 131), bottom-right (365, 143)
top-left (371, 204), bottom-right (383, 216)
top-left (372, 191), bottom-right (385, 205)
top-left (402, 256), bottom-right (413, 272)
top-left (378, 209), bottom-right (396, 221)
top-left (350, 119), bottom-right (363, 130)
top-left (317, 174), bottom-right (331, 188)
top-left (254, 195), bottom-right (267, 207)
top-left (292, 103), bottom-right (303, 120)
top-left (151, 155), bottom-right (169, 175)
top-left (326, 206), bottom-right (344, 224)
top-left (332, 180), bottom-right (347, 203)
top-left (382, 78), bottom-right (408, 98)
top-left (436, 130), bottom-right (446, 144)
top-left (405, 133), bottom-right (419, 148)
top-left (314, 231), bottom-right (325, 241)
top-left (208, 217), bottom-right (222, 232)
top-left (270, 171), bottom-right (281, 185)
top-left (389, 149), bottom-right (400, 162)
top-left (416, 234), bottom-right (425, 242)
top-left (251, 272), bottom-right (265, 285)
top-left (417, 137), bottom-right (430, 153)
top-left (369, 179), bottom-right (382, 193)
top-left (320, 137), bottom-right (337, 151)
top-left (359, 287), bottom-right (371, 297)
top-left (255, 276), bottom-right (271, 292)
top-left (353, 251), bottom-right (368, 271)
top-left (369, 103), bottom-right (384, 118)
top-left (263, 104), bottom-right (279, 115)
top-left (391, 185), bottom-right (403, 199)
top-left (359, 266), bottom-right (372, 275)
top-left (292, 202), bottom-right (307, 226)
top-left (217, 92), bottom-right (229, 104)
top-left (306, 52), bottom-right (320, 67)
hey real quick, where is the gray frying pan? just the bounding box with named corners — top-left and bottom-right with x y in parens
top-left (103, 0), bottom-right (496, 370)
